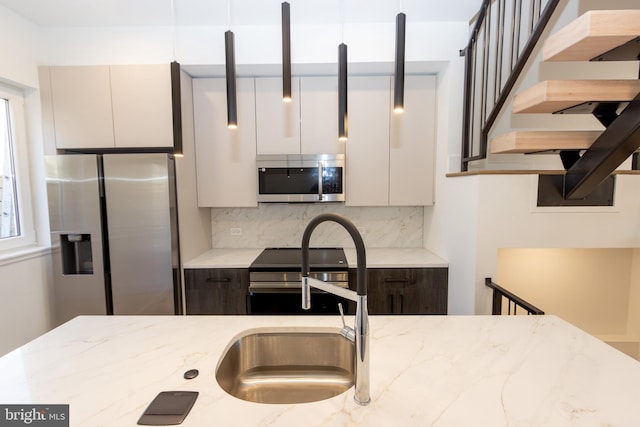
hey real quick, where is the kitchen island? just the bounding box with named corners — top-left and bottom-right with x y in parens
top-left (1, 315), bottom-right (639, 426)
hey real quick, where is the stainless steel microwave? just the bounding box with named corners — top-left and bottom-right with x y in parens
top-left (256, 154), bottom-right (345, 203)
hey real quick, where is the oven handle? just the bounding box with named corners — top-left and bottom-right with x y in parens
top-left (249, 280), bottom-right (349, 292)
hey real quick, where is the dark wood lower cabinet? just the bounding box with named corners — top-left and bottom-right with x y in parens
top-left (185, 266), bottom-right (447, 316)
top-left (351, 268), bottom-right (448, 315)
top-left (184, 268), bottom-right (248, 315)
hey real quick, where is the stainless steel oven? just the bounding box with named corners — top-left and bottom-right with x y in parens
top-left (248, 248), bottom-right (353, 314)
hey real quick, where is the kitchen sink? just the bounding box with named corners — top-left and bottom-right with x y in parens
top-left (215, 327), bottom-right (355, 404)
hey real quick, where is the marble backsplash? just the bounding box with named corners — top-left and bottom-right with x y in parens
top-left (210, 204), bottom-right (424, 248)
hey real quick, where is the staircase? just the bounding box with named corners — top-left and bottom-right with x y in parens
top-left (489, 9), bottom-right (640, 200)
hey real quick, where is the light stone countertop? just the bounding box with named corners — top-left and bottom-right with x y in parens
top-left (1, 315), bottom-right (640, 426)
top-left (184, 247), bottom-right (447, 269)
top-left (183, 248), bottom-right (264, 268)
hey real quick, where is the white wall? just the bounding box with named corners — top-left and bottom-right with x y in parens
top-left (422, 21), bottom-right (473, 314)
top-left (475, 174), bottom-right (640, 314)
top-left (37, 21), bottom-right (470, 68)
top-left (0, 5), bottom-right (55, 357)
top-left (0, 253), bottom-right (55, 356)
top-left (0, 5), bottom-right (40, 88)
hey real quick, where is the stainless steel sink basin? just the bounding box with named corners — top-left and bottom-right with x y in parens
top-left (215, 327), bottom-right (355, 404)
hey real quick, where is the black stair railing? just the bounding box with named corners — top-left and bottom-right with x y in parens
top-left (485, 278), bottom-right (545, 315)
top-left (461, 0), bottom-right (560, 172)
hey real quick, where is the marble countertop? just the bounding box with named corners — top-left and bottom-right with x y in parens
top-left (1, 315), bottom-right (640, 426)
top-left (184, 247), bottom-right (448, 269)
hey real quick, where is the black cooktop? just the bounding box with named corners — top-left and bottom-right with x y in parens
top-left (250, 247), bottom-right (348, 270)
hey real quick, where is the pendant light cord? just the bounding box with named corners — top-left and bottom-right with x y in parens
top-left (339, 0), bottom-right (345, 42)
top-left (170, 0), bottom-right (177, 61)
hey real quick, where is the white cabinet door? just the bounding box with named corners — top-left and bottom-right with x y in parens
top-left (193, 78), bottom-right (257, 207)
top-left (300, 76), bottom-right (344, 155)
top-left (49, 66), bottom-right (115, 149)
top-left (255, 77), bottom-right (301, 154)
top-left (110, 64), bottom-right (174, 148)
top-left (389, 75), bottom-right (436, 206)
top-left (345, 76), bottom-right (391, 206)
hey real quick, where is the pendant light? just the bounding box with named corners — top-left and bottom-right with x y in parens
top-left (338, 0), bottom-right (348, 142)
top-left (338, 43), bottom-right (348, 141)
top-left (170, 61), bottom-right (183, 156)
top-left (281, 2), bottom-right (292, 103)
top-left (225, 0), bottom-right (238, 129)
top-left (393, 12), bottom-right (406, 114)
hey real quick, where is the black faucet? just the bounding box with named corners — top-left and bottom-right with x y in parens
top-left (300, 213), bottom-right (370, 405)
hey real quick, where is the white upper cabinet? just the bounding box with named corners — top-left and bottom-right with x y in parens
top-left (44, 64), bottom-right (174, 150)
top-left (256, 76), bottom-right (344, 155)
top-left (345, 74), bottom-right (436, 207)
top-left (192, 78), bottom-right (257, 208)
top-left (110, 65), bottom-right (174, 148)
top-left (389, 75), bottom-right (437, 206)
top-left (255, 77), bottom-right (301, 154)
top-left (49, 66), bottom-right (115, 149)
top-left (345, 76), bottom-right (391, 207)
top-left (300, 76), bottom-right (345, 155)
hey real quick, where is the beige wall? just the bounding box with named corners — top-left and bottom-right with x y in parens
top-left (496, 248), bottom-right (634, 337)
top-left (628, 249), bottom-right (640, 338)
top-left (0, 253), bottom-right (55, 356)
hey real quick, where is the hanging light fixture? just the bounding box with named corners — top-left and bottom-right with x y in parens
top-left (281, 2), bottom-right (292, 103)
top-left (225, 0), bottom-right (238, 129)
top-left (170, 61), bottom-right (184, 156)
top-left (338, 0), bottom-right (347, 142)
top-left (393, 12), bottom-right (406, 114)
top-left (338, 43), bottom-right (348, 142)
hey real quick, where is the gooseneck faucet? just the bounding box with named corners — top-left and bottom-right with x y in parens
top-left (301, 213), bottom-right (370, 406)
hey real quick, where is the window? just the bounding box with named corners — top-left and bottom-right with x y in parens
top-left (0, 85), bottom-right (35, 254)
top-left (1, 97), bottom-right (20, 239)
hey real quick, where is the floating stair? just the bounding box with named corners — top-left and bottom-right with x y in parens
top-left (543, 10), bottom-right (640, 62)
top-left (490, 131), bottom-right (601, 154)
top-left (490, 9), bottom-right (640, 200)
top-left (512, 80), bottom-right (640, 114)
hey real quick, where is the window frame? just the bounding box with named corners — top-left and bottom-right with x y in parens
top-left (0, 84), bottom-right (36, 255)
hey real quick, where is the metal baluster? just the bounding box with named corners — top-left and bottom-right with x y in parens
top-left (494, 0), bottom-right (505, 103)
top-left (529, 0), bottom-right (535, 35)
top-left (481, 5), bottom-right (490, 127)
top-left (508, 0), bottom-right (517, 71)
top-left (537, 0), bottom-right (543, 20)
top-left (514, 0), bottom-right (522, 65)
top-left (470, 34), bottom-right (479, 157)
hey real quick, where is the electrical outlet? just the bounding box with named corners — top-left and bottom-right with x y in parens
top-left (230, 227), bottom-right (242, 236)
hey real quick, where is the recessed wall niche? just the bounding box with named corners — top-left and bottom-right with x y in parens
top-left (496, 248), bottom-right (640, 360)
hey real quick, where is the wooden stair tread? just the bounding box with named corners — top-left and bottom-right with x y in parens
top-left (513, 80), bottom-right (640, 114)
top-left (491, 131), bottom-right (601, 153)
top-left (543, 10), bottom-right (640, 61)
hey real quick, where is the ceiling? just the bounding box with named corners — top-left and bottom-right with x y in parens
top-left (0, 0), bottom-right (481, 28)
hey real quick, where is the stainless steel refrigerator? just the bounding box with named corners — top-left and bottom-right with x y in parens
top-left (46, 153), bottom-right (181, 324)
